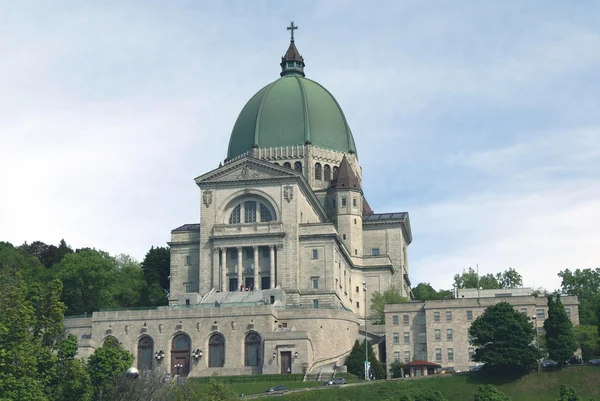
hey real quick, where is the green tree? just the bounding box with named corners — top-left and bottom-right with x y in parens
top-left (345, 339), bottom-right (384, 380)
top-left (54, 248), bottom-right (119, 315)
top-left (370, 286), bottom-right (408, 323)
top-left (113, 254), bottom-right (146, 308)
top-left (558, 384), bottom-right (582, 401)
top-left (558, 268), bottom-right (600, 325)
top-left (573, 325), bottom-right (600, 361)
top-left (474, 385), bottom-right (511, 401)
top-left (454, 267), bottom-right (522, 290)
top-left (411, 283), bottom-right (452, 301)
top-left (50, 335), bottom-right (93, 401)
top-left (389, 361), bottom-right (405, 378)
top-left (141, 246), bottom-right (170, 293)
top-left (87, 337), bottom-right (134, 400)
top-left (0, 253), bottom-right (48, 401)
top-left (496, 268), bottom-right (523, 289)
top-left (545, 294), bottom-right (577, 366)
top-left (469, 302), bottom-right (537, 373)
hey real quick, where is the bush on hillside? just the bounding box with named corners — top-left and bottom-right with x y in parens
top-left (474, 385), bottom-right (511, 401)
top-left (414, 389), bottom-right (447, 401)
top-left (390, 361), bottom-right (405, 378)
top-left (558, 384), bottom-right (582, 401)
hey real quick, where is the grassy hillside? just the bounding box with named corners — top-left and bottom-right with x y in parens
top-left (266, 366), bottom-right (600, 401)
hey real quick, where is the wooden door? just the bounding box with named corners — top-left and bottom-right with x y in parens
top-left (171, 353), bottom-right (190, 376)
top-left (280, 351), bottom-right (292, 374)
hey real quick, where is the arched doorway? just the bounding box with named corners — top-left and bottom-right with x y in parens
top-left (208, 333), bottom-right (225, 367)
top-left (171, 334), bottom-right (190, 376)
top-left (244, 332), bottom-right (261, 366)
top-left (137, 336), bottom-right (154, 371)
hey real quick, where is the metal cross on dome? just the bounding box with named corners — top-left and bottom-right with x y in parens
top-left (287, 21), bottom-right (298, 42)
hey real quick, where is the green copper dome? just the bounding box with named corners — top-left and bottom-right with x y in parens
top-left (226, 51), bottom-right (357, 160)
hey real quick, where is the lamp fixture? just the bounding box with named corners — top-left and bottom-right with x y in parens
top-left (192, 349), bottom-right (203, 360)
top-left (154, 349), bottom-right (165, 361)
top-left (294, 351), bottom-right (298, 359)
top-left (273, 352), bottom-right (277, 359)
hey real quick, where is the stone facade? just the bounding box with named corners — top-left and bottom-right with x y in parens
top-left (384, 291), bottom-right (580, 377)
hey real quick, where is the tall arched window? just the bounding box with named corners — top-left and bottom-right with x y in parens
top-left (294, 161), bottom-right (302, 173)
top-left (245, 332), bottom-right (261, 366)
top-left (171, 334), bottom-right (191, 376)
top-left (332, 166), bottom-right (339, 179)
top-left (209, 334), bottom-right (225, 367)
top-left (324, 165), bottom-right (331, 181)
top-left (283, 162), bottom-right (291, 169)
top-left (228, 199), bottom-right (275, 224)
top-left (137, 336), bottom-right (154, 371)
top-left (314, 163), bottom-right (322, 180)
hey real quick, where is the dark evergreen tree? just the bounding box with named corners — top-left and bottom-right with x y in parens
top-left (345, 339), bottom-right (384, 379)
top-left (469, 302), bottom-right (537, 373)
top-left (141, 246), bottom-right (170, 299)
top-left (544, 294), bottom-right (577, 366)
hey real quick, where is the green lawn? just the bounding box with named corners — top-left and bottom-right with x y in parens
top-left (260, 366), bottom-right (600, 401)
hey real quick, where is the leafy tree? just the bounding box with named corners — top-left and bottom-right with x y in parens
top-left (389, 361), bottom-right (405, 378)
top-left (454, 267), bottom-right (522, 290)
top-left (29, 279), bottom-right (66, 347)
top-left (558, 268), bottom-right (600, 325)
top-left (113, 254), bottom-right (146, 308)
top-left (18, 239), bottom-right (73, 269)
top-left (545, 294), bottom-right (577, 366)
top-left (474, 385), bottom-right (511, 401)
top-left (573, 325), bottom-right (600, 361)
top-left (532, 287), bottom-right (550, 297)
top-left (112, 367), bottom-right (170, 401)
top-left (414, 389), bottom-right (447, 401)
top-left (496, 268), bottom-right (523, 289)
top-left (558, 384), bottom-right (582, 401)
top-left (345, 339), bottom-right (384, 380)
top-left (0, 254), bottom-right (48, 401)
top-left (54, 248), bottom-right (119, 315)
top-left (469, 302), bottom-right (537, 373)
top-left (50, 335), bottom-right (92, 401)
top-left (412, 283), bottom-right (453, 301)
top-left (87, 337), bottom-right (134, 400)
top-left (141, 246), bottom-right (170, 293)
top-left (370, 286), bottom-right (408, 323)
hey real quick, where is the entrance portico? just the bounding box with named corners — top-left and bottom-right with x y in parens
top-left (213, 244), bottom-right (280, 292)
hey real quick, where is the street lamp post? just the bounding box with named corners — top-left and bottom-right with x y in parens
top-left (532, 316), bottom-right (541, 372)
top-left (363, 281), bottom-right (369, 381)
top-left (175, 363), bottom-right (183, 385)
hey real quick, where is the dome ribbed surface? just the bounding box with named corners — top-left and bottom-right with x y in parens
top-left (227, 75), bottom-right (356, 160)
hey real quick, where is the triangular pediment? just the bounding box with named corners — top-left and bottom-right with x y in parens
top-left (195, 157), bottom-right (299, 186)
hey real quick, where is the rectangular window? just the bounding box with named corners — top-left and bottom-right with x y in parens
top-left (356, 286), bottom-right (360, 293)
top-left (469, 347), bottom-right (475, 360)
top-left (447, 329), bottom-right (453, 341)
top-left (404, 351), bottom-right (411, 363)
top-left (245, 249), bottom-right (253, 259)
top-left (435, 348), bottom-right (442, 362)
top-left (520, 307), bottom-right (527, 314)
top-left (403, 315), bottom-right (409, 325)
top-left (356, 301), bottom-right (360, 308)
top-left (262, 247), bottom-right (269, 258)
top-left (244, 201), bottom-right (257, 223)
top-left (333, 200), bottom-right (336, 208)
top-left (312, 249), bottom-right (318, 260)
top-left (565, 307), bottom-right (571, 318)
top-left (353, 198), bottom-right (357, 207)
top-left (536, 309), bottom-right (545, 319)
top-left (417, 314), bottom-right (425, 325)
top-left (446, 311), bottom-right (453, 322)
top-left (394, 351), bottom-right (400, 362)
top-left (393, 315), bottom-right (399, 325)
top-left (313, 299), bottom-right (319, 308)
top-left (343, 234), bottom-right (347, 240)
top-left (185, 255), bottom-right (191, 266)
top-left (393, 333), bottom-right (399, 344)
top-left (434, 329), bottom-right (441, 341)
top-left (466, 310), bottom-right (473, 320)
top-left (354, 249), bottom-right (358, 255)
top-left (341, 197), bottom-right (347, 207)
top-left (448, 348), bottom-right (454, 362)
top-left (312, 279), bottom-right (319, 289)
top-left (354, 218), bottom-right (357, 225)
top-left (371, 248), bottom-right (380, 256)
top-left (231, 250), bottom-right (237, 260)
top-left (537, 327), bottom-right (545, 335)
top-left (184, 283), bottom-right (192, 293)
top-left (434, 312), bottom-right (440, 322)
top-left (403, 332), bottom-right (410, 345)
top-left (418, 332), bottom-right (427, 344)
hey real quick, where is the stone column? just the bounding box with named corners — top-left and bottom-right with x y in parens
top-left (269, 245), bottom-right (275, 289)
top-left (237, 247), bottom-right (243, 290)
top-left (221, 248), bottom-right (227, 292)
top-left (212, 247), bottom-right (219, 290)
top-left (253, 246), bottom-right (259, 289)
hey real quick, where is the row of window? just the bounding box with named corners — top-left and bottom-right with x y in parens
top-left (392, 314), bottom-right (425, 326)
top-left (314, 163), bottom-right (338, 181)
top-left (229, 201), bottom-right (273, 224)
top-left (435, 348), bottom-right (455, 362)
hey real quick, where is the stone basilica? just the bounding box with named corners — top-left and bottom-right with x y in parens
top-left (66, 25), bottom-right (412, 378)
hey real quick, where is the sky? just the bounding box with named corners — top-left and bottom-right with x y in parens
top-left (1, 1), bottom-right (599, 292)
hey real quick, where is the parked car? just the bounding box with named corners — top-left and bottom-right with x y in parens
top-left (436, 367), bottom-right (456, 375)
top-left (568, 356), bottom-right (582, 365)
top-left (588, 359), bottom-right (600, 365)
top-left (265, 385), bottom-right (288, 393)
top-left (541, 360), bottom-right (557, 368)
top-left (469, 364), bottom-right (485, 372)
top-left (324, 377), bottom-right (347, 386)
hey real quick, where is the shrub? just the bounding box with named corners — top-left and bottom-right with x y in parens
top-left (474, 385), bottom-right (511, 401)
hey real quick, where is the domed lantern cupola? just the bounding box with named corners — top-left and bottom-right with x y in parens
top-left (280, 22), bottom-right (305, 77)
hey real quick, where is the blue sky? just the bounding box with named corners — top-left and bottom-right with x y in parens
top-left (1, 1), bottom-right (599, 291)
